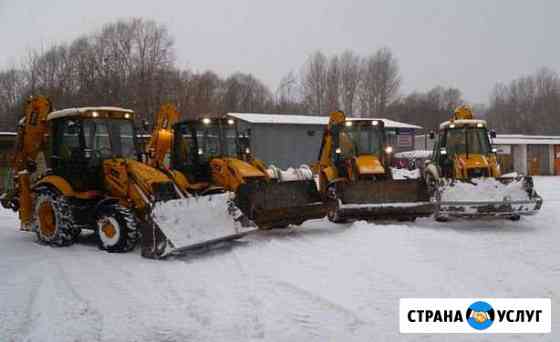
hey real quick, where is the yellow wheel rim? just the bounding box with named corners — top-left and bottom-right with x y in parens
top-left (38, 201), bottom-right (56, 238)
top-left (101, 222), bottom-right (117, 238)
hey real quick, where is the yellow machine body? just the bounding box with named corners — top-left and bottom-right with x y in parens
top-left (425, 105), bottom-right (543, 219)
top-left (317, 111), bottom-right (433, 222)
top-left (3, 100), bottom-right (225, 258)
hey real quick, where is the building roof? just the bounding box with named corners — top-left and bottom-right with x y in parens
top-left (493, 134), bottom-right (560, 145)
top-left (48, 107), bottom-right (134, 120)
top-left (416, 133), bottom-right (560, 145)
top-left (227, 113), bottom-right (422, 129)
top-left (439, 119), bottom-right (487, 129)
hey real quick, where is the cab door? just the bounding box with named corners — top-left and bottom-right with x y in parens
top-left (51, 118), bottom-right (86, 190)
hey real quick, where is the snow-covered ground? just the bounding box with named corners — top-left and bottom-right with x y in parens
top-left (1, 177), bottom-right (558, 342)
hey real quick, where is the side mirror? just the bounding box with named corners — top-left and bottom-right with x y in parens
top-left (429, 131), bottom-right (435, 140)
top-left (490, 129), bottom-right (497, 139)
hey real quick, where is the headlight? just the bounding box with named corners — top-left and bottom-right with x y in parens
top-left (385, 146), bottom-right (393, 154)
top-left (202, 118), bottom-right (211, 125)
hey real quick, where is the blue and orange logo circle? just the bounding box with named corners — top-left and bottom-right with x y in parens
top-left (466, 301), bottom-right (495, 330)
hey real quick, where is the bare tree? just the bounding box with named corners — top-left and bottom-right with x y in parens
top-left (301, 51), bottom-right (328, 114)
top-left (339, 50), bottom-right (361, 115)
top-left (325, 55), bottom-right (340, 113)
top-left (359, 47), bottom-right (401, 117)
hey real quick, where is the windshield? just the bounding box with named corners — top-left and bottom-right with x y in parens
top-left (83, 119), bottom-right (136, 159)
top-left (338, 122), bottom-right (383, 158)
top-left (173, 120), bottom-right (239, 166)
top-left (445, 127), bottom-right (491, 156)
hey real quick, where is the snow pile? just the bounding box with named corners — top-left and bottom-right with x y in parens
top-left (152, 193), bottom-right (256, 251)
top-left (394, 150), bottom-right (432, 159)
top-left (391, 167), bottom-right (421, 179)
top-left (0, 177), bottom-right (559, 341)
top-left (501, 172), bottom-right (519, 178)
top-left (267, 165), bottom-right (313, 181)
top-left (440, 178), bottom-right (529, 202)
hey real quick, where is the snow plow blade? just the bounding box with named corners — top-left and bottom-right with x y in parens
top-left (436, 176), bottom-right (543, 218)
top-left (142, 193), bottom-right (257, 258)
top-left (335, 179), bottom-right (434, 220)
top-left (234, 180), bottom-right (328, 229)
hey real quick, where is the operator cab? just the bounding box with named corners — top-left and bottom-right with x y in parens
top-left (329, 119), bottom-right (391, 178)
top-left (172, 116), bottom-right (249, 184)
top-left (47, 107), bottom-right (137, 191)
top-left (332, 119), bottom-right (387, 158)
top-left (433, 120), bottom-right (496, 178)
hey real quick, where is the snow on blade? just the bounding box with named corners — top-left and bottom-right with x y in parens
top-left (440, 178), bottom-right (529, 202)
top-left (152, 193), bottom-right (255, 251)
top-left (267, 164), bottom-right (314, 181)
top-left (394, 150), bottom-right (432, 159)
top-left (390, 167), bottom-right (421, 180)
top-left (341, 201), bottom-right (432, 209)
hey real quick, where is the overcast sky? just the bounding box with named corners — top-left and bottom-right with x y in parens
top-left (1, 0), bottom-right (558, 104)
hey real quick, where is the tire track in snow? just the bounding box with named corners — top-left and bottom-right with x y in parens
top-left (16, 253), bottom-right (103, 342)
top-left (257, 275), bottom-right (367, 340)
top-left (240, 229), bottom-right (372, 340)
top-left (230, 249), bottom-right (266, 341)
top-left (0, 269), bottom-right (44, 341)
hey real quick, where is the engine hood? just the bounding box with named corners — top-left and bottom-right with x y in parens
top-left (223, 158), bottom-right (266, 178)
top-left (353, 155), bottom-right (385, 175)
top-left (454, 154), bottom-right (490, 170)
top-left (125, 159), bottom-right (171, 185)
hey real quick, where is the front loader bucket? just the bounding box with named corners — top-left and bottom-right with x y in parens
top-left (334, 179), bottom-right (434, 221)
top-left (436, 176), bottom-right (543, 219)
top-left (142, 193), bottom-right (257, 258)
top-left (235, 180), bottom-right (328, 229)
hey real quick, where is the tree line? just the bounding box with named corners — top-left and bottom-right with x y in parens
top-left (0, 17), bottom-right (558, 135)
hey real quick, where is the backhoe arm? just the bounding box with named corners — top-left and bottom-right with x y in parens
top-left (4, 96), bottom-right (53, 228)
top-left (146, 104), bottom-right (180, 169)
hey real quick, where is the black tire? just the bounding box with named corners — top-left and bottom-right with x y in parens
top-left (326, 185), bottom-right (346, 223)
top-left (435, 215), bottom-right (449, 222)
top-left (33, 188), bottom-right (80, 246)
top-left (425, 173), bottom-right (437, 198)
top-left (95, 203), bottom-right (139, 253)
top-left (509, 215), bottom-right (521, 221)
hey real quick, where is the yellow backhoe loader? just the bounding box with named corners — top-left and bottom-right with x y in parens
top-left (147, 105), bottom-right (327, 229)
top-left (1, 97), bottom-right (251, 258)
top-left (424, 105), bottom-right (543, 221)
top-left (316, 111), bottom-right (433, 222)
